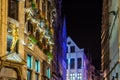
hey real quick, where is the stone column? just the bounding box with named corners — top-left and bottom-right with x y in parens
top-left (18, 1), bottom-right (25, 59)
top-left (0, 0), bottom-right (8, 57)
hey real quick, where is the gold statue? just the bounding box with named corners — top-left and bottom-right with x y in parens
top-left (10, 23), bottom-right (19, 53)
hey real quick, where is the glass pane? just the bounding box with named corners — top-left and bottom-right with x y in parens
top-left (47, 68), bottom-right (50, 78)
top-left (70, 58), bottom-right (75, 69)
top-left (77, 58), bottom-right (82, 69)
top-left (27, 55), bottom-right (31, 68)
top-left (27, 70), bottom-right (31, 80)
top-left (35, 60), bottom-right (39, 72)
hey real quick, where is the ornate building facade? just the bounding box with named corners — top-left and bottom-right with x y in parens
top-left (0, 0), bottom-right (66, 80)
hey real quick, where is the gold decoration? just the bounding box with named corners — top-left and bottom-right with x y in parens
top-left (10, 24), bottom-right (19, 53)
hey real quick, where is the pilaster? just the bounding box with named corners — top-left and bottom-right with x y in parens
top-left (0, 0), bottom-right (8, 57)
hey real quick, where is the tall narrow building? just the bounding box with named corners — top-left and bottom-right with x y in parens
top-left (101, 0), bottom-right (110, 79)
top-left (0, 0), bottom-right (66, 80)
top-left (101, 0), bottom-right (120, 79)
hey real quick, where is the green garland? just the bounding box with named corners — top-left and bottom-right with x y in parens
top-left (31, 0), bottom-right (36, 9)
top-left (47, 52), bottom-right (53, 61)
top-left (29, 34), bottom-right (38, 44)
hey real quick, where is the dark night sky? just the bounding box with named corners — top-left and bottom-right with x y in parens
top-left (62, 0), bottom-right (103, 70)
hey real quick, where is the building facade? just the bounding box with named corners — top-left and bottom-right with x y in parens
top-left (66, 37), bottom-right (102, 80)
top-left (102, 0), bottom-right (120, 80)
top-left (66, 37), bottom-right (89, 80)
top-left (101, 0), bottom-right (110, 79)
top-left (0, 0), bottom-right (66, 80)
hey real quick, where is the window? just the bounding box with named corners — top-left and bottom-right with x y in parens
top-left (70, 46), bottom-right (75, 53)
top-left (70, 73), bottom-right (75, 80)
top-left (66, 59), bottom-right (68, 69)
top-left (46, 68), bottom-right (51, 78)
top-left (35, 60), bottom-right (40, 80)
top-left (7, 35), bottom-right (13, 52)
top-left (77, 58), bottom-right (82, 69)
top-left (28, 20), bottom-right (33, 34)
top-left (27, 55), bottom-right (32, 68)
top-left (70, 58), bottom-right (75, 69)
top-left (77, 73), bottom-right (82, 80)
top-left (8, 0), bottom-right (18, 20)
top-left (27, 70), bottom-right (31, 80)
top-left (35, 60), bottom-right (40, 72)
top-left (66, 46), bottom-right (68, 53)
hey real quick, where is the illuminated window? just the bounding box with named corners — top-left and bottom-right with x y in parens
top-left (35, 60), bottom-right (40, 80)
top-left (27, 55), bottom-right (32, 68)
top-left (77, 58), bottom-right (82, 69)
top-left (77, 73), bottom-right (82, 80)
top-left (8, 0), bottom-right (18, 20)
top-left (27, 70), bottom-right (31, 80)
top-left (27, 55), bottom-right (32, 80)
top-left (70, 73), bottom-right (75, 80)
top-left (46, 68), bottom-right (50, 78)
top-left (70, 46), bottom-right (75, 53)
top-left (35, 60), bottom-right (40, 72)
top-left (70, 58), bottom-right (75, 69)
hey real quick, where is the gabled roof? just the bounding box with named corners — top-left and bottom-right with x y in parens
top-left (67, 36), bottom-right (84, 51)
